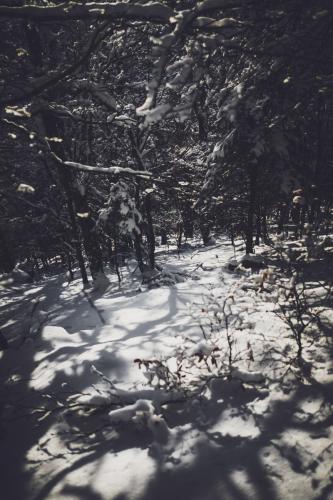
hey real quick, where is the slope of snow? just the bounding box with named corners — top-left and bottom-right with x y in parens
top-left (0, 238), bottom-right (332, 500)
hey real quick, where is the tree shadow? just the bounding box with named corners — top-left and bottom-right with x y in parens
top-left (26, 372), bottom-right (333, 500)
top-left (1, 241), bottom-right (333, 500)
top-left (137, 378), bottom-right (333, 500)
top-left (0, 268), bottom-right (185, 500)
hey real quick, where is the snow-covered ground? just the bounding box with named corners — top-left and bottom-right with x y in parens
top-left (1, 238), bottom-right (332, 500)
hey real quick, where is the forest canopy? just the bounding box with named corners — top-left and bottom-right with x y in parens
top-left (0, 0), bottom-right (332, 283)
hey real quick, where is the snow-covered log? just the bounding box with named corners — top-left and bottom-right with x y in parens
top-left (231, 367), bottom-right (264, 383)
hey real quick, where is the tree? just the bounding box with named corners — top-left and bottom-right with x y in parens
top-left (0, 0), bottom-right (332, 284)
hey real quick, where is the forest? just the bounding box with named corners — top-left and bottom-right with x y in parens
top-left (0, 1), bottom-right (333, 499)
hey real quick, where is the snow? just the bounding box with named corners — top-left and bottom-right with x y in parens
top-left (17, 183), bottom-right (35, 193)
top-left (109, 399), bottom-right (155, 422)
top-left (137, 104), bottom-right (171, 124)
top-left (0, 238), bottom-right (333, 500)
top-left (231, 367), bottom-right (264, 383)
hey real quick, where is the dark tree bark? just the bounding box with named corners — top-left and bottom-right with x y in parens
top-left (200, 223), bottom-right (211, 246)
top-left (184, 223), bottom-right (194, 239)
top-left (262, 208), bottom-right (268, 241)
top-left (73, 110), bottom-right (106, 281)
top-left (56, 164), bottom-right (89, 286)
top-left (161, 229), bottom-right (168, 245)
top-left (255, 214), bottom-right (261, 246)
top-left (71, 184), bottom-right (105, 281)
top-left (113, 237), bottom-right (121, 284)
top-left (129, 129), bottom-right (156, 271)
top-left (177, 222), bottom-right (183, 252)
top-left (0, 227), bottom-right (15, 272)
top-left (144, 193), bottom-right (155, 269)
top-left (245, 165), bottom-right (257, 254)
top-left (134, 233), bottom-right (145, 273)
top-left (194, 95), bottom-right (208, 142)
top-left (278, 203), bottom-right (289, 235)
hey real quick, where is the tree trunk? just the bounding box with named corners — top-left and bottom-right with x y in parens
top-left (245, 165), bottom-right (257, 254)
top-left (134, 233), bottom-right (145, 273)
top-left (66, 253), bottom-right (74, 281)
top-left (262, 209), bottom-right (268, 241)
top-left (71, 186), bottom-right (105, 280)
top-left (255, 214), bottom-right (261, 246)
top-left (128, 129), bottom-right (155, 270)
top-left (277, 204), bottom-right (288, 234)
top-left (58, 166), bottom-right (89, 286)
top-left (113, 238), bottom-right (121, 284)
top-left (144, 193), bottom-right (155, 269)
top-left (177, 222), bottom-right (183, 252)
top-left (200, 223), bottom-right (211, 246)
top-left (184, 220), bottom-right (194, 239)
top-left (161, 230), bottom-right (168, 245)
top-left (194, 87), bottom-right (208, 142)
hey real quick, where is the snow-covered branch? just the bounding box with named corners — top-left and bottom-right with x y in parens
top-left (0, 2), bottom-right (174, 22)
top-left (0, 1), bottom-right (245, 35)
top-left (3, 118), bottom-right (152, 179)
top-left (59, 159), bottom-right (152, 179)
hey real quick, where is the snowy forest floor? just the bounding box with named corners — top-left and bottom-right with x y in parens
top-left (1, 237), bottom-right (333, 500)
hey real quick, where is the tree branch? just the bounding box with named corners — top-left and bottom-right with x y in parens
top-left (2, 117), bottom-right (152, 179)
top-left (1, 22), bottom-right (109, 106)
top-left (0, 2), bottom-right (174, 22)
